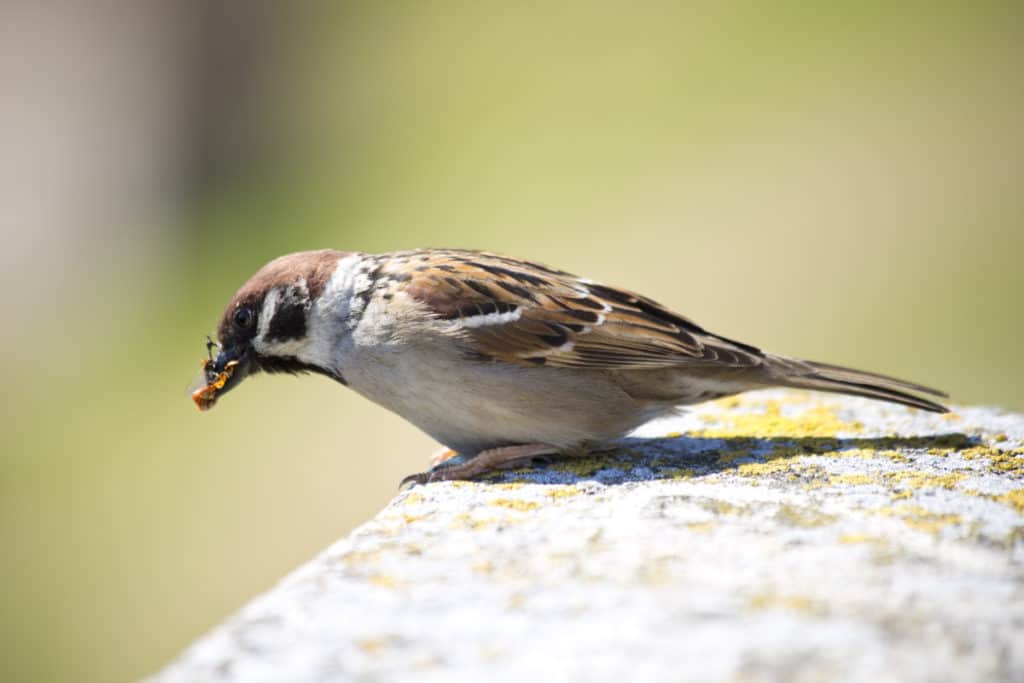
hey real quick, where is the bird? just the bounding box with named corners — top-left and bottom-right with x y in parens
top-left (190, 248), bottom-right (947, 485)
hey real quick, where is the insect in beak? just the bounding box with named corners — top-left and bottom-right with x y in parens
top-left (188, 336), bottom-right (243, 412)
top-left (190, 358), bottom-right (240, 412)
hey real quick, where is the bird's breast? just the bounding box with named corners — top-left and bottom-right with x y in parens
top-left (337, 338), bottom-right (661, 455)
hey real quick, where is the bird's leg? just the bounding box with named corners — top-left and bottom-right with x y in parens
top-left (400, 443), bottom-right (560, 488)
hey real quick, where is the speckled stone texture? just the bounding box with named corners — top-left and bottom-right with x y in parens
top-left (151, 390), bottom-right (1024, 683)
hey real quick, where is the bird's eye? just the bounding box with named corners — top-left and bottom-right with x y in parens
top-left (233, 306), bottom-right (255, 329)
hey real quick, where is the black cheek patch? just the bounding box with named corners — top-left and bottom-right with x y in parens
top-left (267, 302), bottom-right (307, 342)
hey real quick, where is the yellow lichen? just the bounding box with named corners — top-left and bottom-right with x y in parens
top-left (489, 498), bottom-right (540, 512)
top-left (713, 396), bottom-right (744, 409)
top-left (685, 522), bottom-right (716, 534)
top-left (368, 574), bottom-right (399, 588)
top-left (884, 471), bottom-right (965, 490)
top-left (342, 547), bottom-right (387, 567)
top-left (879, 450), bottom-right (910, 464)
top-left (747, 592), bottom-right (827, 616)
top-left (774, 504), bottom-right (836, 527)
top-left (957, 446), bottom-right (1024, 476)
top-left (402, 493), bottom-right (424, 506)
top-left (700, 499), bottom-right (747, 516)
top-left (903, 513), bottom-right (962, 533)
top-left (736, 459), bottom-right (794, 477)
top-left (661, 467), bottom-right (696, 479)
top-left (823, 448), bottom-right (871, 460)
top-left (828, 473), bottom-right (876, 486)
top-left (357, 636), bottom-right (399, 655)
top-left (987, 449), bottom-right (1024, 476)
top-left (997, 488), bottom-right (1024, 514)
top-left (874, 504), bottom-right (962, 534)
top-left (557, 456), bottom-right (618, 479)
top-left (449, 513), bottom-right (497, 530)
top-left (637, 558), bottom-right (675, 586)
top-left (490, 482), bottom-right (526, 491)
top-left (506, 593), bottom-right (527, 610)
top-left (838, 533), bottom-right (885, 545)
top-left (697, 400), bottom-right (861, 440)
top-left (550, 454), bottom-right (621, 477)
top-left (546, 486), bottom-right (581, 498)
top-left (472, 560), bottom-right (494, 575)
top-left (734, 460), bottom-right (827, 485)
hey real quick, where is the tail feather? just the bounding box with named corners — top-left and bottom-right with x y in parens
top-left (771, 358), bottom-right (949, 413)
top-left (801, 360), bottom-right (948, 398)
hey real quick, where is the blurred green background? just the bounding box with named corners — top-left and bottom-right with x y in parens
top-left (1, 2), bottom-right (1021, 681)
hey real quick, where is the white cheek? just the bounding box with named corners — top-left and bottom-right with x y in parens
top-left (296, 319), bottom-right (341, 369)
top-left (257, 289), bottom-right (279, 341)
top-left (255, 337), bottom-right (306, 357)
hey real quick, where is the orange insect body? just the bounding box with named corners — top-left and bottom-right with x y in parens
top-left (191, 360), bottom-right (240, 412)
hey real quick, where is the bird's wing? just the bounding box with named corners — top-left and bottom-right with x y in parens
top-left (377, 249), bottom-right (766, 369)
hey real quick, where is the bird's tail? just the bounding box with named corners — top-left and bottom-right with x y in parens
top-left (768, 357), bottom-right (949, 413)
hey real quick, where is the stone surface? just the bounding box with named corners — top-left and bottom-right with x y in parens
top-left (151, 390), bottom-right (1024, 683)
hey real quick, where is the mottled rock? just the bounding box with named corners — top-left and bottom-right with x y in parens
top-left (151, 390), bottom-right (1024, 683)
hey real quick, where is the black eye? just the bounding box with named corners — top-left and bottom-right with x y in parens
top-left (233, 306), bottom-right (255, 329)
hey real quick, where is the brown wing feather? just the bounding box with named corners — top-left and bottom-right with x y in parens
top-left (379, 249), bottom-right (765, 370)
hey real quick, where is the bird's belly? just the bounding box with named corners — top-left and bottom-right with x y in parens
top-left (340, 344), bottom-right (662, 454)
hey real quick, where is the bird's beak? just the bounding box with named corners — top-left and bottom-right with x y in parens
top-left (190, 346), bottom-right (252, 412)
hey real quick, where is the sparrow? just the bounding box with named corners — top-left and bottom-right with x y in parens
top-left (191, 248), bottom-right (947, 485)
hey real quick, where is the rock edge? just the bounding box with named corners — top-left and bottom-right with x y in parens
top-left (151, 390), bottom-right (1024, 683)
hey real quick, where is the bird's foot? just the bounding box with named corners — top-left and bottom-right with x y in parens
top-left (400, 443), bottom-right (560, 488)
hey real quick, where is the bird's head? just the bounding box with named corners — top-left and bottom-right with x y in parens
top-left (190, 249), bottom-right (351, 411)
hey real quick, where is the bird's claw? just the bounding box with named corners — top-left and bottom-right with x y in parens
top-left (399, 471), bottom-right (430, 489)
top-left (398, 464), bottom-right (457, 489)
